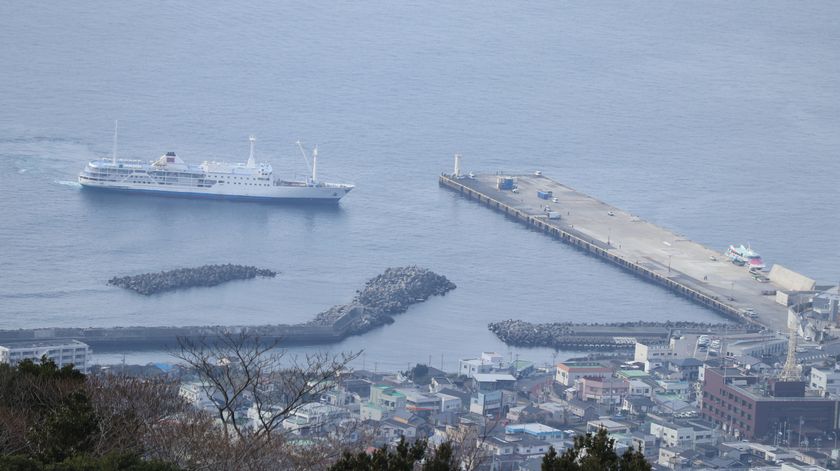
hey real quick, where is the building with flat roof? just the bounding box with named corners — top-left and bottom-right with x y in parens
top-left (505, 423), bottom-right (563, 440)
top-left (649, 419), bottom-right (719, 448)
top-left (555, 361), bottom-right (612, 386)
top-left (470, 390), bottom-right (504, 416)
top-left (0, 340), bottom-right (91, 373)
top-left (586, 418), bottom-right (631, 434)
top-left (473, 373), bottom-right (516, 392)
top-left (722, 332), bottom-right (788, 358)
top-left (579, 376), bottom-right (629, 404)
top-left (634, 335), bottom-right (698, 368)
top-left (616, 368), bottom-right (649, 380)
top-left (282, 402), bottom-right (349, 435)
top-left (360, 384), bottom-right (406, 421)
top-left (458, 351), bottom-right (505, 379)
top-left (399, 389), bottom-right (440, 415)
top-left (810, 367), bottom-right (840, 397)
top-left (701, 367), bottom-right (840, 440)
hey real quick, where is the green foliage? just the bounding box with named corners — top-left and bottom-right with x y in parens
top-left (542, 428), bottom-right (651, 471)
top-left (14, 356), bottom-right (85, 382)
top-left (0, 358), bottom-right (179, 470)
top-left (0, 454), bottom-right (43, 471)
top-left (329, 438), bottom-right (463, 471)
top-left (32, 390), bottom-right (99, 463)
top-left (330, 436), bottom-right (428, 471)
top-left (421, 441), bottom-right (458, 471)
top-left (412, 364), bottom-right (429, 379)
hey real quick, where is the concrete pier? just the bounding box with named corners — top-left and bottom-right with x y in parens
top-left (439, 173), bottom-right (790, 332)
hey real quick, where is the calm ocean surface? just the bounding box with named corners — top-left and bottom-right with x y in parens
top-left (1, 1), bottom-right (838, 370)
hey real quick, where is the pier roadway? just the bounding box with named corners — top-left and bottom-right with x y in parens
top-left (440, 173), bottom-right (789, 332)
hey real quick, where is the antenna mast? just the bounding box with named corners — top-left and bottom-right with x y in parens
top-left (311, 146), bottom-right (318, 184)
top-left (247, 135), bottom-right (256, 168)
top-left (112, 120), bottom-right (119, 165)
top-left (295, 140), bottom-right (313, 176)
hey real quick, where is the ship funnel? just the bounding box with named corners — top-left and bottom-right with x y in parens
top-left (247, 135), bottom-right (256, 168)
top-left (454, 153), bottom-right (462, 177)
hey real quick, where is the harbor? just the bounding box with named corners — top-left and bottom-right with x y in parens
top-left (439, 168), bottom-right (795, 332)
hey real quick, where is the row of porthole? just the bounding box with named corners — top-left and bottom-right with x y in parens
top-left (218, 182), bottom-right (270, 186)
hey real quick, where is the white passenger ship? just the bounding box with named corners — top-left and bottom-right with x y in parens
top-left (79, 126), bottom-right (353, 203)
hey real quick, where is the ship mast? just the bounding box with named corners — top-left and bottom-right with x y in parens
top-left (112, 120), bottom-right (118, 165)
top-left (312, 146), bottom-right (318, 185)
top-left (296, 140), bottom-right (314, 183)
top-left (247, 135), bottom-right (256, 168)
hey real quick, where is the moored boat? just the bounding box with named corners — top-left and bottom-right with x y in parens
top-left (725, 244), bottom-right (765, 270)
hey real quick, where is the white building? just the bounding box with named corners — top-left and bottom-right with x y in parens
top-left (400, 389), bottom-right (440, 414)
top-left (810, 367), bottom-right (840, 396)
top-left (634, 342), bottom-right (676, 365)
top-left (634, 336), bottom-right (699, 368)
top-left (554, 361), bottom-right (613, 386)
top-left (0, 340), bottom-right (91, 373)
top-left (482, 436), bottom-right (551, 458)
top-left (656, 380), bottom-right (691, 399)
top-left (179, 382), bottom-right (220, 411)
top-left (722, 332), bottom-right (788, 357)
top-left (282, 402), bottom-right (349, 434)
top-left (470, 390), bottom-right (504, 416)
top-left (649, 420), bottom-right (718, 449)
top-left (437, 393), bottom-right (462, 413)
top-left (458, 352), bottom-right (505, 379)
top-left (628, 379), bottom-right (653, 397)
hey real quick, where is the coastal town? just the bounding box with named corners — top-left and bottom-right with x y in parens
top-left (3, 1), bottom-right (837, 468)
top-left (4, 272), bottom-right (840, 469)
top-left (2, 170), bottom-right (840, 469)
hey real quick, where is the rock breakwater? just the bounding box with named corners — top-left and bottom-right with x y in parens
top-left (488, 319), bottom-right (746, 350)
top-left (309, 266), bottom-right (456, 334)
top-left (108, 264), bottom-right (277, 295)
top-left (4, 266), bottom-right (456, 350)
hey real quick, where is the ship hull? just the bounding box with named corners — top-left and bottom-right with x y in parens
top-left (79, 179), bottom-right (350, 203)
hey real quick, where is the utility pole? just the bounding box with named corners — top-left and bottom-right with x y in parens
top-left (799, 416), bottom-right (804, 449)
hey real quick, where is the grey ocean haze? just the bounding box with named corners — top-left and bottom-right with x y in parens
top-left (0, 1), bottom-right (838, 370)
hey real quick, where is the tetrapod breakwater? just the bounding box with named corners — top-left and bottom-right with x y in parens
top-left (0, 266), bottom-right (455, 351)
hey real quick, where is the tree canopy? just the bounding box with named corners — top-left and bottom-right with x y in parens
top-left (542, 428), bottom-right (651, 471)
top-left (0, 357), bottom-right (178, 470)
top-left (329, 437), bottom-right (462, 471)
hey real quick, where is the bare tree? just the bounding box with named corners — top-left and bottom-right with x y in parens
top-left (445, 416), bottom-right (502, 471)
top-left (173, 331), bottom-right (361, 467)
top-left (85, 375), bottom-right (191, 457)
top-left (271, 421), bottom-right (380, 471)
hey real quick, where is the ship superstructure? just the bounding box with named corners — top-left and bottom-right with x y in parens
top-left (726, 244), bottom-right (765, 270)
top-left (79, 127), bottom-right (352, 203)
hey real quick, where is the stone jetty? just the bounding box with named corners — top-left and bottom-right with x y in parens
top-left (308, 266), bottom-right (456, 335)
top-left (108, 264), bottom-right (277, 295)
top-left (0, 267), bottom-right (455, 351)
top-left (488, 319), bottom-right (753, 350)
